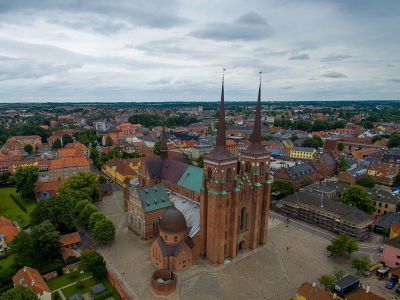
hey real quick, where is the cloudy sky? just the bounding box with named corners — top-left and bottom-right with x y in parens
top-left (0, 0), bottom-right (399, 102)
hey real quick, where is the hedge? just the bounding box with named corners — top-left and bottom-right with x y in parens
top-left (94, 291), bottom-right (114, 300)
top-left (0, 284), bottom-right (14, 295)
top-left (9, 193), bottom-right (27, 213)
top-left (39, 262), bottom-right (65, 275)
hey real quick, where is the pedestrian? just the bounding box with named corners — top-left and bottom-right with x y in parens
top-left (273, 216), bottom-right (274, 220)
top-left (287, 247), bottom-right (289, 251)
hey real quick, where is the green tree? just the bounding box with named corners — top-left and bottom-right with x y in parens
top-left (30, 196), bottom-right (75, 234)
top-left (333, 267), bottom-right (345, 280)
top-left (351, 255), bottom-right (371, 274)
top-left (0, 172), bottom-right (12, 185)
top-left (105, 135), bottom-right (113, 146)
top-left (345, 236), bottom-right (359, 258)
top-left (333, 120), bottom-right (346, 129)
top-left (153, 140), bottom-right (161, 155)
top-left (98, 175), bottom-right (107, 184)
top-left (80, 250), bottom-right (107, 279)
top-left (338, 157), bottom-right (349, 172)
top-left (0, 285), bottom-right (39, 300)
top-left (195, 154), bottom-right (204, 168)
top-left (51, 138), bottom-right (63, 149)
top-left (300, 176), bottom-right (314, 188)
top-left (93, 219), bottom-right (116, 243)
top-left (62, 134), bottom-right (74, 146)
top-left (11, 165), bottom-right (39, 199)
top-left (89, 212), bottom-right (106, 230)
top-left (372, 135), bottom-right (382, 144)
top-left (24, 144), bottom-right (33, 154)
top-left (57, 172), bottom-right (100, 207)
top-left (290, 135), bottom-right (298, 142)
top-left (388, 132), bottom-right (400, 148)
top-left (393, 172), bottom-right (400, 187)
top-left (318, 274), bottom-right (336, 291)
top-left (79, 203), bottom-right (98, 227)
top-left (74, 199), bottom-right (92, 214)
top-left (337, 142), bottom-right (345, 151)
top-left (337, 185), bottom-right (376, 214)
top-left (356, 174), bottom-right (375, 188)
top-left (293, 119), bottom-right (312, 131)
top-left (89, 148), bottom-right (100, 161)
top-left (9, 231), bottom-right (38, 268)
top-left (327, 233), bottom-right (359, 258)
top-left (272, 179), bottom-right (295, 198)
top-left (31, 220), bottom-right (62, 261)
top-left (302, 135), bottom-right (323, 149)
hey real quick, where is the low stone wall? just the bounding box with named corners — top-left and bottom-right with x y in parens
top-left (151, 269), bottom-right (177, 297)
top-left (106, 269), bottom-right (132, 300)
top-left (42, 271), bottom-right (57, 281)
top-left (62, 261), bottom-right (81, 273)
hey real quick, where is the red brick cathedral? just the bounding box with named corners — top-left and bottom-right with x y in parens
top-left (200, 80), bottom-right (272, 264)
top-left (134, 79), bottom-right (271, 267)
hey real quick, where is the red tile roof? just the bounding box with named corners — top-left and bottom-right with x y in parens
top-left (0, 216), bottom-right (19, 243)
top-left (12, 267), bottom-right (51, 294)
top-left (60, 232), bottom-right (81, 246)
top-left (296, 282), bottom-right (334, 300)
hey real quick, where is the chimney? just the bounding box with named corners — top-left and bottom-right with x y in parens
top-left (23, 266), bottom-right (26, 272)
top-left (366, 285), bottom-right (370, 293)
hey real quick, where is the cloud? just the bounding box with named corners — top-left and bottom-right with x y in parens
top-left (387, 64), bottom-right (394, 67)
top-left (288, 53), bottom-right (310, 60)
top-left (389, 78), bottom-right (400, 83)
top-left (320, 53), bottom-right (352, 62)
top-left (147, 78), bottom-right (172, 85)
top-left (190, 12), bottom-right (274, 41)
top-left (321, 71), bottom-right (348, 78)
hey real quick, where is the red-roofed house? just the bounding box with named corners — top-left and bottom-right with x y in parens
top-left (0, 216), bottom-right (19, 251)
top-left (12, 267), bottom-right (51, 300)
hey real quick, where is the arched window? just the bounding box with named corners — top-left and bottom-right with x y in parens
top-left (165, 235), bottom-right (168, 241)
top-left (207, 168), bottom-right (212, 180)
top-left (260, 163), bottom-right (264, 174)
top-left (226, 168), bottom-right (231, 183)
top-left (153, 219), bottom-right (159, 231)
top-left (137, 216), bottom-right (142, 230)
top-left (246, 162), bottom-right (251, 173)
top-left (240, 208), bottom-right (246, 230)
top-left (246, 213), bottom-right (249, 229)
top-left (174, 236), bottom-right (178, 242)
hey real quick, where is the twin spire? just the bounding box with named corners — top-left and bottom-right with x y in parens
top-left (205, 72), bottom-right (265, 161)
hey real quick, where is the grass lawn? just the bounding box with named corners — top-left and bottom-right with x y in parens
top-left (0, 253), bottom-right (14, 269)
top-left (47, 269), bottom-right (93, 291)
top-left (0, 187), bottom-right (37, 226)
top-left (61, 277), bottom-right (97, 298)
top-left (97, 277), bottom-right (122, 300)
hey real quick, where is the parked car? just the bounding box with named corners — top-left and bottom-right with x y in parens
top-left (378, 246), bottom-right (384, 252)
top-left (377, 266), bottom-right (392, 278)
top-left (326, 252), bottom-right (333, 257)
top-left (363, 270), bottom-right (372, 277)
top-left (396, 285), bottom-right (400, 293)
top-left (386, 279), bottom-right (396, 289)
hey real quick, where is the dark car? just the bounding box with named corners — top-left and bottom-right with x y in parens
top-left (396, 285), bottom-right (400, 293)
top-left (386, 279), bottom-right (396, 289)
top-left (378, 246), bottom-right (384, 252)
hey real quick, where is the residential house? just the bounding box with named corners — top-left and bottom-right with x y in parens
top-left (102, 159), bottom-right (138, 188)
top-left (60, 232), bottom-right (81, 249)
top-left (0, 216), bottom-right (19, 252)
top-left (34, 180), bottom-right (65, 201)
top-left (48, 157), bottom-right (90, 181)
top-left (282, 189), bottom-right (373, 240)
top-left (12, 267), bottom-right (51, 300)
top-left (280, 148), bottom-right (291, 160)
top-left (290, 147), bottom-right (316, 160)
top-left (366, 187), bottom-right (398, 216)
top-left (368, 161), bottom-right (398, 184)
top-left (390, 221), bottom-right (400, 239)
top-left (382, 236), bottom-right (400, 268)
top-left (192, 144), bottom-right (214, 159)
top-left (64, 143), bottom-right (89, 159)
top-left (274, 162), bottom-right (318, 190)
top-left (296, 282), bottom-right (334, 300)
top-left (265, 141), bottom-right (284, 157)
top-left (338, 166), bottom-right (368, 183)
top-left (374, 212), bottom-right (400, 234)
top-left (312, 153), bottom-right (337, 178)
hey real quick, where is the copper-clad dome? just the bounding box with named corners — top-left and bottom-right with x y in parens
top-left (159, 203), bottom-right (187, 233)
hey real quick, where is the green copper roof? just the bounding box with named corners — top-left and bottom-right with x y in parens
top-left (233, 187), bottom-right (241, 192)
top-left (220, 191), bottom-right (227, 195)
top-left (266, 179), bottom-right (273, 184)
top-left (137, 183), bottom-right (171, 213)
top-left (253, 182), bottom-right (262, 187)
top-left (177, 165), bottom-right (203, 193)
top-left (234, 174), bottom-right (239, 180)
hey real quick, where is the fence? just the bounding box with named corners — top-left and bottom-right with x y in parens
top-left (106, 269), bottom-right (131, 300)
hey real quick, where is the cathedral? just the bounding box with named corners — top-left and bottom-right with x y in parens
top-left (127, 79), bottom-right (272, 269)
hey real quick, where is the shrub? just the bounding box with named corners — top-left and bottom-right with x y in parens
top-left (53, 291), bottom-right (60, 299)
top-left (68, 270), bottom-right (79, 279)
top-left (94, 290), bottom-right (113, 300)
top-left (9, 193), bottom-right (27, 213)
top-left (76, 280), bottom-right (84, 289)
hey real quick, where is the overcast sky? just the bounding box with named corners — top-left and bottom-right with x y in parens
top-left (0, 0), bottom-right (399, 103)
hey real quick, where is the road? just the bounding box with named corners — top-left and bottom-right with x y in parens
top-left (269, 211), bottom-right (381, 254)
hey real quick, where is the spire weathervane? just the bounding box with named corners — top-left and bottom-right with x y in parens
top-left (222, 67), bottom-right (226, 82)
top-left (259, 70), bottom-right (262, 82)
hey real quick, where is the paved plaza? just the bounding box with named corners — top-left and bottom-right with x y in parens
top-left (95, 191), bottom-right (390, 300)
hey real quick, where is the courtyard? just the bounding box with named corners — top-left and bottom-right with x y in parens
top-left (95, 191), bottom-right (389, 300)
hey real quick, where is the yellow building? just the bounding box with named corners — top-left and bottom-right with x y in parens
top-left (102, 158), bottom-right (140, 188)
top-left (12, 160), bottom-right (39, 172)
top-left (282, 140), bottom-right (294, 149)
top-left (290, 147), bottom-right (316, 160)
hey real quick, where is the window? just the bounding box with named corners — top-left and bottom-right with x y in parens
top-left (396, 262), bottom-right (400, 266)
top-left (240, 208), bottom-right (246, 230)
top-left (385, 204), bottom-right (388, 208)
top-left (373, 201), bottom-right (376, 206)
top-left (379, 203), bottom-right (382, 207)
top-left (397, 255), bottom-right (400, 259)
top-left (246, 162), bottom-right (251, 173)
top-left (260, 163), bottom-right (264, 174)
top-left (153, 220), bottom-right (159, 231)
top-left (174, 236), bottom-right (178, 242)
top-left (378, 209), bottom-right (381, 213)
top-left (207, 168), bottom-right (212, 180)
top-left (226, 168), bottom-right (231, 183)
top-left (165, 235), bottom-right (168, 241)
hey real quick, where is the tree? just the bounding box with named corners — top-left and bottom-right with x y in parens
top-left (11, 166), bottom-right (39, 199)
top-left (393, 172), bottom-right (400, 187)
top-left (79, 203), bottom-right (98, 227)
top-left (327, 233), bottom-right (359, 258)
top-left (337, 185), bottom-right (376, 214)
top-left (318, 274), bottom-right (335, 290)
top-left (388, 132), bottom-right (400, 148)
top-left (195, 154), bottom-right (204, 168)
top-left (382, 228), bottom-right (389, 242)
top-left (24, 144), bottom-right (33, 154)
top-left (31, 220), bottom-right (62, 261)
top-left (300, 176), bottom-right (314, 188)
top-left (0, 172), bottom-right (12, 185)
top-left (98, 175), bottom-right (107, 184)
top-left (105, 136), bottom-right (113, 146)
top-left (356, 174), bottom-right (376, 188)
top-left (9, 231), bottom-right (38, 268)
top-left (293, 119), bottom-right (312, 131)
top-left (302, 135), bottom-right (323, 149)
top-left (333, 120), bottom-right (346, 129)
top-left (333, 267), bottom-right (345, 280)
top-left (62, 134), bottom-right (74, 146)
top-left (93, 219), bottom-right (116, 243)
top-left (351, 255), bottom-right (371, 274)
top-left (74, 199), bottom-right (92, 214)
top-left (272, 179), bottom-right (295, 198)
top-left (51, 138), bottom-right (62, 149)
top-left (89, 148), bottom-right (100, 161)
top-left (372, 135), bottom-right (382, 144)
top-left (290, 135), bottom-right (298, 142)
top-left (0, 285), bottom-right (39, 300)
top-left (57, 172), bottom-right (100, 207)
top-left (89, 212), bottom-right (106, 230)
top-left (153, 140), bottom-right (161, 155)
top-left (80, 250), bottom-right (107, 279)
top-left (30, 196), bottom-right (75, 234)
top-left (338, 157), bottom-right (349, 172)
top-left (337, 142), bottom-right (345, 151)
